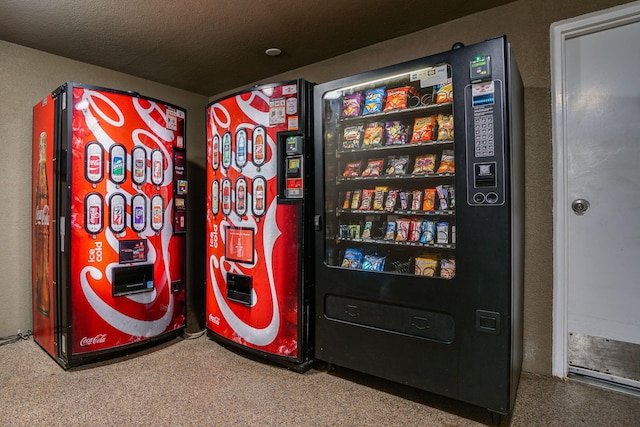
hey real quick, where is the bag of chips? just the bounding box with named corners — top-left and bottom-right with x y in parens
top-left (342, 161), bottom-right (361, 177)
top-left (412, 154), bottom-right (436, 174)
top-left (361, 159), bottom-right (384, 177)
top-left (410, 116), bottom-right (437, 143)
top-left (384, 156), bottom-right (409, 176)
top-left (341, 248), bottom-right (363, 269)
top-left (362, 254), bottom-right (386, 271)
top-left (436, 149), bottom-right (455, 173)
top-left (342, 125), bottom-right (364, 150)
top-left (415, 256), bottom-right (438, 276)
top-left (436, 79), bottom-right (453, 104)
top-left (436, 114), bottom-right (454, 141)
top-left (363, 87), bottom-right (386, 115)
top-left (383, 86), bottom-right (419, 112)
top-left (362, 122), bottom-right (385, 148)
top-left (342, 93), bottom-right (363, 117)
top-left (440, 258), bottom-right (456, 278)
top-left (384, 121), bottom-right (409, 145)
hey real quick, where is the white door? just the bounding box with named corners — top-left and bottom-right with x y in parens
top-left (552, 2), bottom-right (640, 389)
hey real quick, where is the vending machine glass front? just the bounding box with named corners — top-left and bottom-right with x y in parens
top-left (321, 65), bottom-right (457, 280)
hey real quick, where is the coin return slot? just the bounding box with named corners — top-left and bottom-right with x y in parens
top-left (476, 309), bottom-right (501, 335)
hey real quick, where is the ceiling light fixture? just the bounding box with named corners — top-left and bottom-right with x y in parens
top-left (265, 47), bottom-right (282, 57)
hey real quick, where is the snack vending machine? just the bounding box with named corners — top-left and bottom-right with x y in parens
top-left (205, 80), bottom-right (314, 370)
top-left (32, 83), bottom-right (187, 369)
top-left (313, 36), bottom-right (523, 420)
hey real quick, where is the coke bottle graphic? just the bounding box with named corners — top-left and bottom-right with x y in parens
top-left (35, 132), bottom-right (51, 316)
top-left (255, 182), bottom-right (264, 211)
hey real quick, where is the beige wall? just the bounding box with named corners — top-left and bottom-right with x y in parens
top-left (212, 0), bottom-right (632, 375)
top-left (0, 41), bottom-right (209, 338)
top-left (0, 0), bottom-right (631, 376)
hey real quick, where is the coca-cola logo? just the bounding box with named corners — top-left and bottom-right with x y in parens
top-left (89, 156), bottom-right (101, 170)
top-left (79, 333), bottom-right (107, 346)
top-left (208, 313), bottom-right (220, 326)
top-left (35, 205), bottom-right (50, 226)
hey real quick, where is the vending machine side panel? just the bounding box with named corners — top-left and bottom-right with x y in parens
top-left (32, 93), bottom-right (57, 358)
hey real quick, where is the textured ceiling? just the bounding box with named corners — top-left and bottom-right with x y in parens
top-left (0, 0), bottom-right (514, 96)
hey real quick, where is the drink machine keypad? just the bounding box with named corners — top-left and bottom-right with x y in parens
top-left (464, 54), bottom-right (505, 206)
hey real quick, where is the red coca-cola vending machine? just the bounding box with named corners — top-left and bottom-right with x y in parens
top-left (205, 80), bottom-right (314, 371)
top-left (32, 82), bottom-right (188, 369)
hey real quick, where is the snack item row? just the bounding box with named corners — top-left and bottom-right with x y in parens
top-left (339, 216), bottom-right (455, 245)
top-left (341, 150), bottom-right (454, 179)
top-left (340, 80), bottom-right (453, 118)
top-left (341, 248), bottom-right (386, 271)
top-left (341, 114), bottom-right (454, 150)
top-left (342, 185), bottom-right (455, 212)
top-left (340, 247), bottom-right (456, 278)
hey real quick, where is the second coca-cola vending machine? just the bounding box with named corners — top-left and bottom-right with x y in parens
top-left (205, 80), bottom-right (315, 370)
top-left (32, 82), bottom-right (188, 369)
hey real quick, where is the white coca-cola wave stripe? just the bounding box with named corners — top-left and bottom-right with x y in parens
top-left (209, 199), bottom-right (281, 346)
top-left (85, 90), bottom-right (125, 127)
top-left (209, 102), bottom-right (231, 130)
top-left (132, 98), bottom-right (174, 142)
top-left (76, 92), bottom-right (119, 150)
top-left (80, 266), bottom-right (173, 336)
top-left (236, 91), bottom-right (269, 127)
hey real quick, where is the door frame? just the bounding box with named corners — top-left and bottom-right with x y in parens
top-left (551, 1), bottom-right (640, 379)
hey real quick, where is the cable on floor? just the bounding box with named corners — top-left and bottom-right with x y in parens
top-left (182, 330), bottom-right (206, 340)
top-left (0, 330), bottom-right (33, 347)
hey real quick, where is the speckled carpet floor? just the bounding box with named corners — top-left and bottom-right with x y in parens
top-left (1, 335), bottom-right (638, 426)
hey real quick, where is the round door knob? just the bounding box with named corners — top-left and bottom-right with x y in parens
top-left (572, 199), bottom-right (590, 215)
